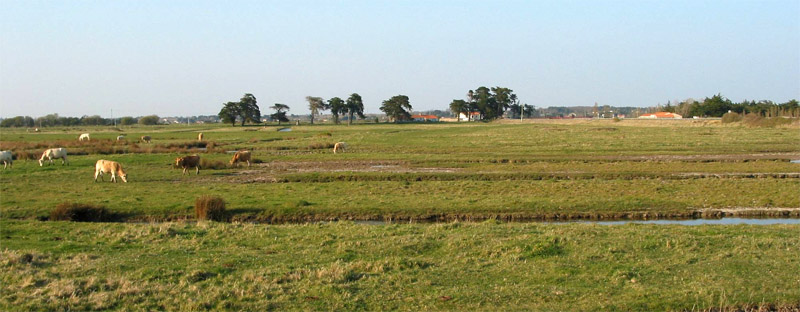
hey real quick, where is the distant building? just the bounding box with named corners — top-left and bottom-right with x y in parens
top-left (412, 114), bottom-right (439, 122)
top-left (458, 112), bottom-right (482, 121)
top-left (639, 112), bottom-right (682, 119)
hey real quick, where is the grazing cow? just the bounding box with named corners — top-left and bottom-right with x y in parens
top-left (116, 135), bottom-right (125, 141)
top-left (198, 133), bottom-right (204, 141)
top-left (141, 135), bottom-right (152, 143)
top-left (94, 160), bottom-right (128, 183)
top-left (230, 150), bottom-right (251, 167)
top-left (39, 148), bottom-right (69, 166)
top-left (79, 133), bottom-right (90, 141)
top-left (0, 151), bottom-right (12, 169)
top-left (333, 142), bottom-right (347, 154)
top-left (176, 155), bottom-right (201, 175)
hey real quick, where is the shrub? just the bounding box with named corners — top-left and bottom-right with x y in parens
top-left (743, 113), bottom-right (796, 127)
top-left (195, 195), bottom-right (227, 221)
top-left (50, 202), bottom-right (112, 222)
top-left (721, 112), bottom-right (742, 124)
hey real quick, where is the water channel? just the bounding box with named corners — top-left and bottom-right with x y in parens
top-left (351, 218), bottom-right (800, 226)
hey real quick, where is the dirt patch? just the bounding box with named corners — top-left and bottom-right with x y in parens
top-left (216, 160), bottom-right (461, 183)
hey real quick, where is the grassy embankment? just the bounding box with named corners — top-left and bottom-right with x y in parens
top-left (1, 120), bottom-right (798, 221)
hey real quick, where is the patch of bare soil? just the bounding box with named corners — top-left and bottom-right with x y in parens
top-left (216, 160), bottom-right (461, 183)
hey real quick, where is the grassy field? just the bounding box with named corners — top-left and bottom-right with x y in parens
top-left (1, 119), bottom-right (799, 310)
top-left (1, 220), bottom-right (799, 311)
top-left (1, 119), bottom-right (798, 221)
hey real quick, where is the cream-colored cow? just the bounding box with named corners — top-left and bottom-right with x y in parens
top-left (230, 150), bottom-right (251, 167)
top-left (333, 142), bottom-right (347, 154)
top-left (39, 148), bottom-right (69, 166)
top-left (94, 160), bottom-right (128, 183)
top-left (198, 133), bottom-right (204, 141)
top-left (79, 133), bottom-right (90, 141)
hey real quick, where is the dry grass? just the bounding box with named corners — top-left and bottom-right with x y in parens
top-left (195, 196), bottom-right (227, 221)
top-left (0, 140), bottom-right (223, 157)
top-left (50, 202), bottom-right (113, 222)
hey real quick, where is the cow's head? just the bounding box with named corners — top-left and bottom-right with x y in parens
top-left (120, 171), bottom-right (128, 183)
top-left (175, 157), bottom-right (184, 168)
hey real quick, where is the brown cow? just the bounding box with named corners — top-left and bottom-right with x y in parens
top-left (141, 135), bottom-right (152, 143)
top-left (176, 155), bottom-right (201, 175)
top-left (94, 159), bottom-right (128, 183)
top-left (230, 150), bottom-right (251, 167)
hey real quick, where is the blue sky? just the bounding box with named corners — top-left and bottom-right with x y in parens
top-left (1, 0), bottom-right (798, 117)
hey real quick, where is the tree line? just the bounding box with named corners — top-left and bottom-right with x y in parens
top-left (0, 114), bottom-right (161, 128)
top-left (661, 94), bottom-right (799, 118)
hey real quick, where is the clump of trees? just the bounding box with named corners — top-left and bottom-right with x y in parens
top-left (380, 95), bottom-right (412, 122)
top-left (138, 115), bottom-right (160, 125)
top-left (269, 103), bottom-right (290, 125)
top-left (304, 93), bottom-right (365, 125)
top-left (449, 86), bottom-right (519, 121)
top-left (662, 94), bottom-right (799, 118)
top-left (218, 93), bottom-right (262, 126)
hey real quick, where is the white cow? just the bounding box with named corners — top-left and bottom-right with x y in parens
top-left (0, 151), bottom-right (13, 169)
top-left (39, 148), bottom-right (69, 166)
top-left (79, 133), bottom-right (90, 141)
top-left (116, 135), bottom-right (125, 141)
top-left (94, 159), bottom-right (128, 183)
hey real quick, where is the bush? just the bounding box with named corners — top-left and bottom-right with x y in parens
top-left (721, 112), bottom-right (743, 124)
top-left (742, 113), bottom-right (796, 127)
top-left (195, 195), bottom-right (227, 221)
top-left (50, 202), bottom-right (112, 222)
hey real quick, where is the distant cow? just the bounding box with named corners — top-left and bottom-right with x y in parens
top-left (141, 135), bottom-right (152, 143)
top-left (176, 155), bottom-right (201, 175)
top-left (39, 148), bottom-right (69, 166)
top-left (79, 133), bottom-right (90, 141)
top-left (94, 159), bottom-right (128, 183)
top-left (230, 150), bottom-right (251, 167)
top-left (116, 135), bottom-right (125, 141)
top-left (333, 142), bottom-right (347, 154)
top-left (0, 151), bottom-right (12, 169)
top-left (198, 133), bottom-right (204, 141)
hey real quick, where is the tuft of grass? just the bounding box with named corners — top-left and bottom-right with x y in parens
top-left (50, 202), bottom-right (113, 222)
top-left (195, 196), bottom-right (227, 222)
top-left (308, 142), bottom-right (335, 150)
top-left (199, 158), bottom-right (227, 170)
top-left (742, 114), bottom-right (796, 127)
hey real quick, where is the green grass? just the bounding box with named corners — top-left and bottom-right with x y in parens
top-left (1, 120), bottom-right (798, 221)
top-left (1, 220), bottom-right (798, 311)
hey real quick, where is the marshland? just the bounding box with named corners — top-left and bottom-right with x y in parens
top-left (1, 119), bottom-right (799, 310)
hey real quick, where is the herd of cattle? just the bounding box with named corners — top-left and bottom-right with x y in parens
top-left (0, 132), bottom-right (348, 183)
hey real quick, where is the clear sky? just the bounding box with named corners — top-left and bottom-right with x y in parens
top-left (1, 0), bottom-right (798, 118)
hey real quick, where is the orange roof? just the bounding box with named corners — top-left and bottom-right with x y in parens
top-left (412, 115), bottom-right (439, 119)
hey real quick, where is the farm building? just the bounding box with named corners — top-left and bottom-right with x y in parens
top-left (412, 114), bottom-right (439, 122)
top-left (458, 112), bottom-right (482, 121)
top-left (639, 112), bottom-right (682, 119)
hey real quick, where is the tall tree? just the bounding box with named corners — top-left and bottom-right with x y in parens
top-left (237, 93), bottom-right (261, 126)
top-left (491, 87), bottom-right (513, 118)
top-left (449, 99), bottom-right (468, 122)
top-left (269, 103), bottom-right (290, 125)
top-left (345, 93), bottom-right (365, 125)
top-left (306, 96), bottom-right (326, 124)
top-left (380, 95), bottom-right (412, 122)
top-left (218, 101), bottom-right (240, 126)
top-left (328, 97), bottom-right (346, 124)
